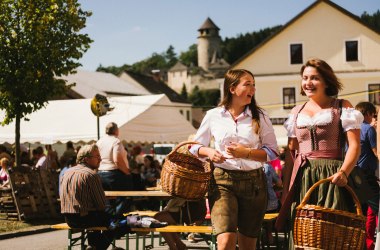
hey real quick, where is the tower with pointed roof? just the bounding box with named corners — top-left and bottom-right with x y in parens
top-left (197, 17), bottom-right (222, 71)
top-left (167, 17), bottom-right (229, 94)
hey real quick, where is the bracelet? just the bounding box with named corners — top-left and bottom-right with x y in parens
top-left (247, 149), bottom-right (252, 159)
top-left (339, 169), bottom-right (348, 179)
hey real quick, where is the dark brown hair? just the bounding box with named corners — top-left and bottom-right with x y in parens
top-left (300, 58), bottom-right (342, 96)
top-left (355, 101), bottom-right (376, 116)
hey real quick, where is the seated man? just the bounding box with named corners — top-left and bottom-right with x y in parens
top-left (60, 143), bottom-right (129, 250)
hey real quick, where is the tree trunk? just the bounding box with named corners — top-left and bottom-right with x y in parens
top-left (15, 113), bottom-right (21, 168)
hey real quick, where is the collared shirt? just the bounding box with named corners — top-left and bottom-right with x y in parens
top-left (60, 164), bottom-right (106, 216)
top-left (191, 106), bottom-right (278, 171)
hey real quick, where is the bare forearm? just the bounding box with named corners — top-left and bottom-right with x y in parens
top-left (198, 146), bottom-right (212, 158)
top-left (340, 146), bottom-right (360, 176)
top-left (245, 148), bottom-right (267, 162)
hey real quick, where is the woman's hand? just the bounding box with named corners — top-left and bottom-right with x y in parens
top-left (331, 170), bottom-right (348, 187)
top-left (198, 147), bottom-right (226, 163)
top-left (225, 142), bottom-right (248, 159)
top-left (204, 148), bottom-right (226, 163)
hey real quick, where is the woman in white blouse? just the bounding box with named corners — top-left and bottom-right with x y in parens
top-left (191, 69), bottom-right (278, 250)
top-left (278, 58), bottom-right (363, 249)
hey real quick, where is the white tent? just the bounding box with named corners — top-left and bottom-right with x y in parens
top-left (0, 94), bottom-right (196, 144)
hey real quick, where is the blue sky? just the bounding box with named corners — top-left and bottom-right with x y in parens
top-left (77, 0), bottom-right (379, 71)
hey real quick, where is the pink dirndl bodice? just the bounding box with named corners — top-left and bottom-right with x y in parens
top-left (294, 99), bottom-right (344, 157)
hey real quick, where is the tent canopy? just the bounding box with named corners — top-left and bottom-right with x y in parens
top-left (0, 94), bottom-right (195, 144)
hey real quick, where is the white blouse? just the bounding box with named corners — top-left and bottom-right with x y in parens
top-left (284, 107), bottom-right (363, 138)
top-left (190, 106), bottom-right (279, 171)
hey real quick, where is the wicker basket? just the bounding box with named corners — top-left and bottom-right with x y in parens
top-left (161, 141), bottom-right (212, 200)
top-left (294, 177), bottom-right (366, 250)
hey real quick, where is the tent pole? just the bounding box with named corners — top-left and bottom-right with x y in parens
top-left (96, 102), bottom-right (100, 140)
top-left (97, 115), bottom-right (100, 140)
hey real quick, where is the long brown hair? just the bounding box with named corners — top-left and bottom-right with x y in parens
top-left (219, 69), bottom-right (263, 134)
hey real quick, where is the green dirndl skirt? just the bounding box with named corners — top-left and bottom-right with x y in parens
top-left (288, 158), bottom-right (356, 249)
top-left (295, 158), bottom-right (355, 211)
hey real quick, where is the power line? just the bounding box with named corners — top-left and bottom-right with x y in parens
top-left (108, 89), bottom-right (380, 110)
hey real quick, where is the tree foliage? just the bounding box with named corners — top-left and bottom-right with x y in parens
top-left (221, 26), bottom-right (283, 64)
top-left (361, 10), bottom-right (380, 32)
top-left (0, 0), bottom-right (92, 166)
top-left (180, 84), bottom-right (188, 100)
top-left (179, 44), bottom-right (197, 67)
top-left (97, 45), bottom-right (178, 75)
top-left (165, 45), bottom-right (178, 68)
top-left (97, 64), bottom-right (131, 76)
top-left (189, 86), bottom-right (220, 108)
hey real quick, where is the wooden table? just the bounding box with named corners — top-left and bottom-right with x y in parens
top-left (104, 190), bottom-right (171, 197)
top-left (104, 190), bottom-right (171, 212)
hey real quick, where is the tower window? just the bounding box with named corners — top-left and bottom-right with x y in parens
top-left (290, 44), bottom-right (303, 64)
top-left (345, 40), bottom-right (358, 62)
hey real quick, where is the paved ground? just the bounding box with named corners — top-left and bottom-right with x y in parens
top-left (0, 226), bottom-right (213, 250)
top-left (0, 224), bottom-right (288, 250)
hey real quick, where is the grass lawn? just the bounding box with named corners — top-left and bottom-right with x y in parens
top-left (0, 220), bottom-right (32, 233)
top-left (0, 217), bottom-right (64, 234)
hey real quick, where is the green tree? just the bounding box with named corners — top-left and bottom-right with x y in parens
top-left (0, 0), bottom-right (92, 167)
top-left (188, 86), bottom-right (204, 107)
top-left (222, 25), bottom-right (282, 64)
top-left (179, 44), bottom-right (197, 67)
top-left (97, 64), bottom-right (131, 75)
top-left (180, 84), bottom-right (188, 100)
top-left (130, 52), bottom-right (167, 74)
top-left (165, 45), bottom-right (178, 68)
top-left (202, 89), bottom-right (220, 107)
top-left (361, 10), bottom-right (380, 32)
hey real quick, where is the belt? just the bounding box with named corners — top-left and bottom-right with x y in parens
top-left (98, 169), bottom-right (119, 172)
top-left (217, 167), bottom-right (263, 177)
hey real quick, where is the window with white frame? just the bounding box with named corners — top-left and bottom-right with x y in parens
top-left (345, 40), bottom-right (358, 62)
top-left (290, 43), bottom-right (303, 64)
top-left (368, 84), bottom-right (380, 105)
top-left (283, 87), bottom-right (296, 109)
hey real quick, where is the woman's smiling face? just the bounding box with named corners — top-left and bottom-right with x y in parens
top-left (301, 66), bottom-right (327, 98)
top-left (230, 73), bottom-right (255, 106)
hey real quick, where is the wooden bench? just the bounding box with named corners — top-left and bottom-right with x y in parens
top-left (125, 213), bottom-right (279, 250)
top-left (51, 212), bottom-right (159, 250)
top-left (124, 210), bottom-right (158, 217)
top-left (51, 223), bottom-right (109, 250)
top-left (129, 225), bottom-right (216, 250)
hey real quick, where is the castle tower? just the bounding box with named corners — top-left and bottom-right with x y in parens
top-left (197, 17), bottom-right (221, 71)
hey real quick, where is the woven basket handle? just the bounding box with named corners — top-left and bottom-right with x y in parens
top-left (167, 141), bottom-right (202, 157)
top-left (298, 177), bottom-right (363, 216)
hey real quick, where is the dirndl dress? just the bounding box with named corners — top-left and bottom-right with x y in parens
top-left (284, 99), bottom-right (363, 249)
